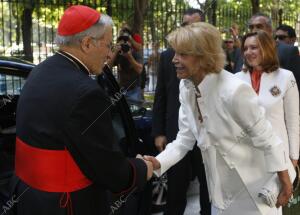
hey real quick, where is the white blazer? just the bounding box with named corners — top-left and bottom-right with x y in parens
top-left (155, 70), bottom-right (289, 214)
top-left (235, 68), bottom-right (299, 160)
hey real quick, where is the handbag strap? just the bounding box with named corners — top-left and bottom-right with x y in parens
top-left (293, 165), bottom-right (300, 192)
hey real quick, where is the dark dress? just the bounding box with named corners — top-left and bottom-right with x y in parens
top-left (13, 51), bottom-right (147, 215)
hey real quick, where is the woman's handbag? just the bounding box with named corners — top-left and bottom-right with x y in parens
top-left (283, 165), bottom-right (300, 215)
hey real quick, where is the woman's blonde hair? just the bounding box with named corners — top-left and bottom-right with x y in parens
top-left (241, 31), bottom-right (279, 73)
top-left (166, 22), bottom-right (225, 74)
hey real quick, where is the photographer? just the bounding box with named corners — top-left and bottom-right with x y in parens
top-left (120, 23), bottom-right (143, 52)
top-left (108, 27), bottom-right (143, 102)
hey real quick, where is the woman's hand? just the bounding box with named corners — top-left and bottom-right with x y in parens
top-left (136, 154), bottom-right (153, 180)
top-left (143, 155), bottom-right (161, 170)
top-left (276, 170), bottom-right (293, 207)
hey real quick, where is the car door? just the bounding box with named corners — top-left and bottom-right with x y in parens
top-left (0, 61), bottom-right (31, 207)
top-left (97, 65), bottom-right (141, 157)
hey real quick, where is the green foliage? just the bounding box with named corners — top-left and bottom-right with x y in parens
top-left (143, 0), bottom-right (188, 47)
top-left (1, 0), bottom-right (299, 61)
top-left (0, 1), bottom-right (21, 48)
top-left (216, 0), bottom-right (252, 37)
top-left (216, 0), bottom-right (300, 38)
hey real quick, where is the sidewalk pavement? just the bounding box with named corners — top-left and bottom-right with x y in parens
top-left (152, 179), bottom-right (201, 215)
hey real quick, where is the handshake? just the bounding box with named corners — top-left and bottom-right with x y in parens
top-left (136, 154), bottom-right (161, 180)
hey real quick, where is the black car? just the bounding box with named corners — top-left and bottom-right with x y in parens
top-left (0, 57), bottom-right (167, 214)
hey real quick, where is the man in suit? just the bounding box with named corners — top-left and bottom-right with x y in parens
top-left (275, 24), bottom-right (297, 46)
top-left (151, 8), bottom-right (210, 215)
top-left (12, 5), bottom-right (152, 215)
top-left (233, 13), bottom-right (300, 88)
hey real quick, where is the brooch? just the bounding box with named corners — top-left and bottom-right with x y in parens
top-left (270, 86), bottom-right (281, 96)
top-left (290, 80), bottom-right (297, 88)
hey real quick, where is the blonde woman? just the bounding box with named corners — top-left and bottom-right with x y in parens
top-left (144, 22), bottom-right (293, 215)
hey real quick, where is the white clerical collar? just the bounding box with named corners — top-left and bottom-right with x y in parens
top-left (62, 51), bottom-right (90, 74)
top-left (58, 50), bottom-right (91, 76)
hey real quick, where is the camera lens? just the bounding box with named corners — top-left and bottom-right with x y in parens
top-left (117, 35), bottom-right (129, 42)
top-left (121, 43), bottom-right (130, 53)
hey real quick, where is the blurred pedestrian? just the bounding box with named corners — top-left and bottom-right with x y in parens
top-left (275, 24), bottom-right (297, 46)
top-left (147, 42), bottom-right (160, 91)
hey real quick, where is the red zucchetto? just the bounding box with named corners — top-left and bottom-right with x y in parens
top-left (58, 5), bottom-right (100, 36)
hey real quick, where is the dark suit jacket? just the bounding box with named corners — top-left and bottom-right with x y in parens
top-left (151, 48), bottom-right (180, 142)
top-left (277, 42), bottom-right (300, 88)
top-left (233, 42), bottom-right (300, 88)
top-left (15, 52), bottom-right (147, 214)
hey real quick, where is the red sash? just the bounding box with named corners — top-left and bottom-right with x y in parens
top-left (15, 137), bottom-right (92, 193)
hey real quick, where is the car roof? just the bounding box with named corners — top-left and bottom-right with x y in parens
top-left (0, 56), bottom-right (34, 77)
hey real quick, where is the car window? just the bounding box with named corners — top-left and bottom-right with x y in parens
top-left (0, 73), bottom-right (26, 95)
top-left (0, 68), bottom-right (27, 130)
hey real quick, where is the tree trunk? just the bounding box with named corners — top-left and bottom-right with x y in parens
top-left (205, 0), bottom-right (217, 25)
top-left (251, 0), bottom-right (260, 14)
top-left (16, 19), bottom-right (21, 46)
top-left (106, 0), bottom-right (112, 16)
top-left (149, 1), bottom-right (156, 44)
top-left (211, 0), bottom-right (217, 25)
top-left (278, 8), bottom-right (283, 26)
top-left (270, 0), bottom-right (280, 28)
top-left (11, 4), bottom-right (21, 46)
top-left (196, 0), bottom-right (204, 9)
top-left (132, 0), bottom-right (148, 36)
top-left (22, 6), bottom-right (33, 61)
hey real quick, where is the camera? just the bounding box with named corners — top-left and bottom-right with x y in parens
top-left (221, 28), bottom-right (230, 33)
top-left (117, 27), bottom-right (132, 53)
top-left (117, 27), bottom-right (132, 42)
top-left (121, 43), bottom-right (130, 53)
top-left (117, 35), bottom-right (129, 42)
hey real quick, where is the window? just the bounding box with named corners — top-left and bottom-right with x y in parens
top-left (0, 73), bottom-right (26, 95)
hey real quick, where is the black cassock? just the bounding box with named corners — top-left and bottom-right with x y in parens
top-left (12, 51), bottom-right (147, 215)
